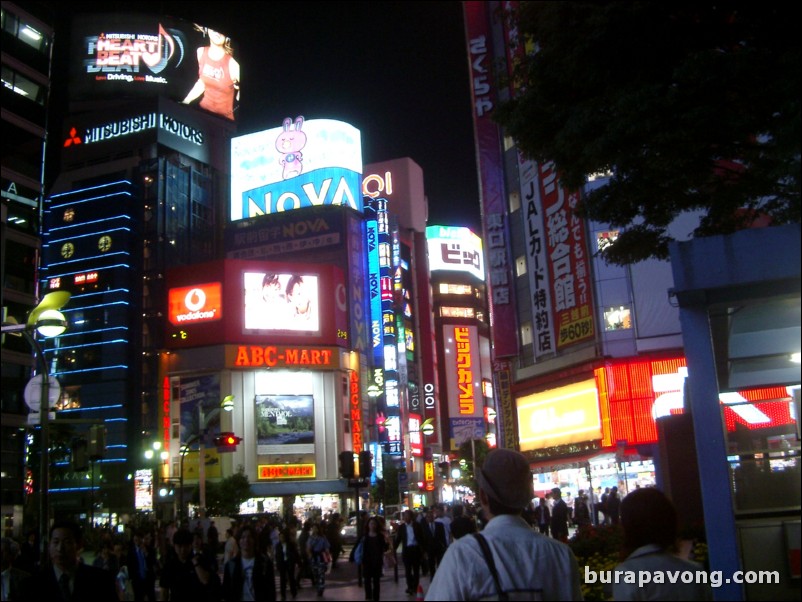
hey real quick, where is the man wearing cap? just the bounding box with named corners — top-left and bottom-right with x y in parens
top-left (425, 449), bottom-right (582, 601)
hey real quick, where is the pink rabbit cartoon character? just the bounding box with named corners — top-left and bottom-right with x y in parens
top-left (276, 116), bottom-right (307, 179)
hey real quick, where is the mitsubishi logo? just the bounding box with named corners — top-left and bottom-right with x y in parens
top-left (63, 127), bottom-right (82, 147)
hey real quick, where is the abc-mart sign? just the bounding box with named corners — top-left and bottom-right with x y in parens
top-left (64, 111), bottom-right (205, 149)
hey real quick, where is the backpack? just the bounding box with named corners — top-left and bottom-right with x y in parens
top-left (473, 533), bottom-right (544, 601)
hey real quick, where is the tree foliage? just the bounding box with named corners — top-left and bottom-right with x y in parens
top-left (494, 2), bottom-right (800, 264)
top-left (194, 465), bottom-right (252, 517)
top-left (457, 438), bottom-right (491, 493)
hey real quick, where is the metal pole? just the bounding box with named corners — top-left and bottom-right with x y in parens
top-left (179, 451), bottom-right (185, 525)
top-left (198, 405), bottom-right (206, 518)
top-left (355, 484), bottom-right (362, 587)
top-left (90, 460), bottom-right (95, 527)
top-left (25, 333), bottom-right (50, 569)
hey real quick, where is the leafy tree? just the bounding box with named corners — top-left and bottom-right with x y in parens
top-left (495, 2), bottom-right (800, 265)
top-left (376, 454), bottom-right (401, 507)
top-left (194, 465), bottom-right (251, 517)
top-left (457, 438), bottom-right (490, 493)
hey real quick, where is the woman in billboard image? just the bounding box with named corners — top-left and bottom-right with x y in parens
top-left (285, 275), bottom-right (312, 322)
top-left (182, 26), bottom-right (240, 120)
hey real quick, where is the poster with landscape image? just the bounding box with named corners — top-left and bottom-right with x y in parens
top-left (256, 394), bottom-right (315, 454)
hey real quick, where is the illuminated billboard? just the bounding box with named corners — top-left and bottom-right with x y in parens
top-left (255, 394), bottom-right (315, 455)
top-left (165, 259), bottom-right (347, 349)
top-left (70, 15), bottom-right (240, 121)
top-left (517, 379), bottom-right (603, 450)
top-left (230, 118), bottom-right (362, 221)
top-left (426, 225), bottom-right (485, 280)
top-left (443, 325), bottom-right (483, 420)
top-left (243, 272), bottom-right (320, 333)
top-left (168, 282), bottom-right (222, 326)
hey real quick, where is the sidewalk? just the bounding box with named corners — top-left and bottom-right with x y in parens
top-left (292, 555), bottom-right (428, 601)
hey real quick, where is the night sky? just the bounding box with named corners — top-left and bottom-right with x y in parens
top-left (54, 1), bottom-right (482, 231)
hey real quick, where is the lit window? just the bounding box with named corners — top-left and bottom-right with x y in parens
top-left (438, 283), bottom-right (473, 295)
top-left (597, 231), bottom-right (619, 252)
top-left (440, 307), bottom-right (475, 319)
top-left (520, 321), bottom-right (533, 346)
top-left (515, 255), bottom-right (527, 277)
top-left (604, 306), bottom-right (632, 331)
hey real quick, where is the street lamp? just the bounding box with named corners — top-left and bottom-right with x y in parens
top-left (178, 396), bottom-right (235, 520)
top-left (1, 290), bottom-right (70, 567)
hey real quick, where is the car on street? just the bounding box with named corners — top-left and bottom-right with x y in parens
top-left (340, 516), bottom-right (358, 544)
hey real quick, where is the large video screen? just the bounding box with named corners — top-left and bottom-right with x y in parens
top-left (243, 271), bottom-right (320, 333)
top-left (70, 14), bottom-right (240, 121)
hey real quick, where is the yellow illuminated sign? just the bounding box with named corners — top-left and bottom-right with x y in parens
top-left (517, 379), bottom-right (601, 450)
top-left (258, 464), bottom-right (316, 480)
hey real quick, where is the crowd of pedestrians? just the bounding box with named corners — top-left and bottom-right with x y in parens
top-left (0, 511), bottom-right (352, 601)
top-left (1, 476), bottom-right (704, 601)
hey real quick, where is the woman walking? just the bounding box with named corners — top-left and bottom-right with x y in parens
top-left (305, 523), bottom-right (331, 597)
top-left (359, 516), bottom-right (390, 601)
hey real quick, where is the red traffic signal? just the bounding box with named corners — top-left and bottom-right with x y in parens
top-left (214, 432), bottom-right (242, 452)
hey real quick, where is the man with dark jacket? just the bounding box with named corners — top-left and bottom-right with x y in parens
top-left (449, 504), bottom-right (477, 540)
top-left (222, 525), bottom-right (275, 601)
top-left (160, 528), bottom-right (221, 601)
top-left (421, 509), bottom-right (448, 579)
top-left (20, 521), bottom-right (117, 602)
top-left (1, 536), bottom-right (30, 602)
top-left (550, 488), bottom-right (570, 541)
top-left (394, 510), bottom-right (425, 595)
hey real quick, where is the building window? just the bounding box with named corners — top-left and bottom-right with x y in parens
top-left (520, 321), bottom-right (533, 346)
top-left (440, 306), bottom-right (476, 319)
top-left (438, 283), bottom-right (473, 295)
top-left (508, 190), bottom-right (520, 213)
top-left (1, 65), bottom-right (46, 104)
top-left (604, 306), bottom-right (632, 331)
top-left (515, 255), bottom-right (527, 278)
top-left (597, 230), bottom-right (620, 252)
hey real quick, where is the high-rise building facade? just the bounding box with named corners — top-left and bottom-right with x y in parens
top-left (463, 1), bottom-right (797, 500)
top-left (38, 12), bottom-right (237, 518)
top-left (1, 1), bottom-right (55, 536)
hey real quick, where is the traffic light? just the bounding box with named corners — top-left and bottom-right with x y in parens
top-left (438, 461), bottom-right (450, 478)
top-left (214, 432), bottom-right (242, 453)
top-left (339, 451), bottom-right (355, 479)
top-left (358, 450), bottom-right (373, 479)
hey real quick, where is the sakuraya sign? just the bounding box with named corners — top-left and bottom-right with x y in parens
top-left (230, 118), bottom-right (362, 221)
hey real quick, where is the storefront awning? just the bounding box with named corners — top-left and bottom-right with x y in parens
top-left (250, 478), bottom-right (350, 497)
top-left (528, 451), bottom-right (611, 474)
top-left (528, 449), bottom-right (649, 474)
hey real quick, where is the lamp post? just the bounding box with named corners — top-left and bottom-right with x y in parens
top-left (144, 440), bottom-right (169, 515)
top-left (1, 291), bottom-right (70, 567)
top-left (184, 395), bottom-right (234, 519)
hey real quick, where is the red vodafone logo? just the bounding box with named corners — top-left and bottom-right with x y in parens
top-left (168, 282), bottom-right (222, 325)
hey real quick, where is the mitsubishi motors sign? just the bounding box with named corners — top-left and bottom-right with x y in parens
top-left (168, 282), bottom-right (222, 325)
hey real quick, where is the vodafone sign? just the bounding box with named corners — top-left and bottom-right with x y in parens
top-left (168, 283), bottom-right (222, 326)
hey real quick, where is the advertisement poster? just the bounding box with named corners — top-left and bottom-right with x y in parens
top-left (70, 14), bottom-right (239, 121)
top-left (230, 118), bottom-right (362, 221)
top-left (256, 394), bottom-right (315, 455)
top-left (243, 271), bottom-right (320, 332)
top-left (179, 373), bottom-right (221, 444)
top-left (449, 417), bottom-right (485, 451)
